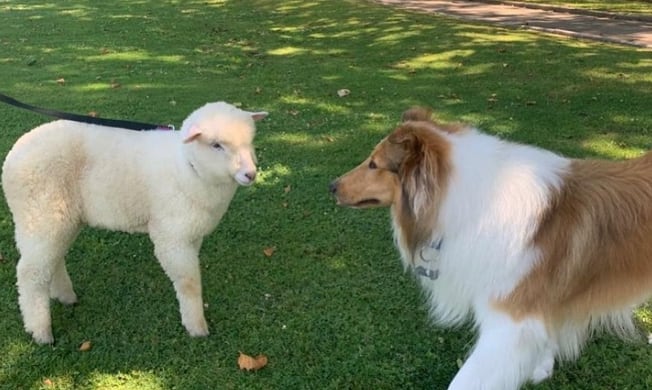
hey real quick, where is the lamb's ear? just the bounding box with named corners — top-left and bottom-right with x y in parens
top-left (250, 111), bottom-right (268, 122)
top-left (401, 107), bottom-right (432, 122)
top-left (183, 124), bottom-right (202, 143)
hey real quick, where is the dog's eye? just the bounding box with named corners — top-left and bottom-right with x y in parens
top-left (211, 142), bottom-right (223, 150)
top-left (369, 160), bottom-right (377, 169)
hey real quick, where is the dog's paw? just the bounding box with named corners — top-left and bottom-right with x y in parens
top-left (530, 356), bottom-right (555, 384)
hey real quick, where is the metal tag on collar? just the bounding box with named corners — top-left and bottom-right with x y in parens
top-left (419, 237), bottom-right (443, 262)
top-left (432, 238), bottom-right (443, 251)
top-left (415, 265), bottom-right (439, 281)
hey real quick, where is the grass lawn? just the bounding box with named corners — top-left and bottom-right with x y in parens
top-left (1, 0), bottom-right (651, 389)
top-left (514, 0), bottom-right (652, 16)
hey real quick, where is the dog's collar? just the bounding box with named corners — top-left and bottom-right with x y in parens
top-left (414, 237), bottom-right (443, 281)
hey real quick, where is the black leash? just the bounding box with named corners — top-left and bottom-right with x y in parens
top-left (0, 92), bottom-right (174, 131)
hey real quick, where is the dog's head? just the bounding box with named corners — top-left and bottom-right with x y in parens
top-left (330, 107), bottom-right (459, 258)
top-left (181, 102), bottom-right (267, 186)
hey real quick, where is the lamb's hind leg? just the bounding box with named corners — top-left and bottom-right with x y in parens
top-left (151, 235), bottom-right (208, 337)
top-left (50, 256), bottom-right (78, 305)
top-left (15, 227), bottom-right (78, 344)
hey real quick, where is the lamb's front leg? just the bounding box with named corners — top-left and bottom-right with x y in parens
top-left (448, 311), bottom-right (551, 390)
top-left (152, 236), bottom-right (208, 337)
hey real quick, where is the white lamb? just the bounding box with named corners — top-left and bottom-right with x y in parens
top-left (1, 102), bottom-right (267, 344)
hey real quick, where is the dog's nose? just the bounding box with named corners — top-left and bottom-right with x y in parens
top-left (329, 180), bottom-right (338, 195)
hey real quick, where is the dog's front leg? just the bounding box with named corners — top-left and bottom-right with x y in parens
top-left (448, 311), bottom-right (549, 390)
top-left (152, 235), bottom-right (208, 337)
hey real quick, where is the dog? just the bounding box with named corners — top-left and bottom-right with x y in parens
top-left (330, 107), bottom-right (652, 389)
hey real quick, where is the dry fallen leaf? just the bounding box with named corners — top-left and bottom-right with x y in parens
top-left (337, 88), bottom-right (350, 97)
top-left (263, 246), bottom-right (276, 257)
top-left (284, 185), bottom-right (292, 194)
top-left (79, 340), bottom-right (92, 352)
top-left (56, 78), bottom-right (65, 85)
top-left (110, 80), bottom-right (121, 89)
top-left (238, 352), bottom-right (268, 371)
top-left (43, 378), bottom-right (54, 387)
top-left (87, 111), bottom-right (98, 117)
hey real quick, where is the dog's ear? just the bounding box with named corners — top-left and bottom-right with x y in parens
top-left (401, 107), bottom-right (433, 122)
top-left (390, 126), bottom-right (439, 215)
top-left (389, 125), bottom-right (451, 256)
top-left (388, 123), bottom-right (451, 256)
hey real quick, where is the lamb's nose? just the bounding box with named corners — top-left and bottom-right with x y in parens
top-left (245, 171), bottom-right (256, 182)
top-left (329, 180), bottom-right (338, 195)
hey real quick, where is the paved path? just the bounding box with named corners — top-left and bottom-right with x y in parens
top-left (375, 0), bottom-right (652, 48)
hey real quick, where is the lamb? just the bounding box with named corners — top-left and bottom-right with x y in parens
top-left (1, 101), bottom-right (267, 344)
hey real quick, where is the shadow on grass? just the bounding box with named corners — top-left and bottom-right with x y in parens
top-left (1, 0), bottom-right (651, 389)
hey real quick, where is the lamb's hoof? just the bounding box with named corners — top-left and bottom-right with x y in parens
top-left (185, 319), bottom-right (209, 337)
top-left (55, 292), bottom-right (78, 305)
top-left (29, 328), bottom-right (54, 345)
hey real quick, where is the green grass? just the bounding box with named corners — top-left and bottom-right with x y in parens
top-left (514, 0), bottom-right (652, 16)
top-left (0, 0), bottom-right (651, 389)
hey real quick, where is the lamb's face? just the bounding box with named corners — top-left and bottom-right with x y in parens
top-left (181, 103), bottom-right (267, 186)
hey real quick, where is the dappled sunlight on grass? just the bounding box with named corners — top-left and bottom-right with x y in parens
top-left (455, 31), bottom-right (535, 44)
top-left (87, 370), bottom-right (165, 389)
top-left (581, 133), bottom-right (647, 158)
top-left (264, 132), bottom-right (347, 151)
top-left (267, 45), bottom-right (347, 56)
top-left (279, 95), bottom-right (352, 115)
top-left (85, 52), bottom-right (185, 63)
top-left (610, 114), bottom-right (650, 129)
top-left (583, 63), bottom-right (652, 84)
top-left (274, 0), bottom-right (321, 13)
top-left (0, 341), bottom-right (32, 380)
top-left (373, 29), bottom-right (423, 44)
top-left (393, 50), bottom-right (476, 71)
top-left (2, 3), bottom-right (57, 12)
top-left (71, 83), bottom-right (162, 92)
top-left (267, 46), bottom-right (308, 56)
top-left (635, 303), bottom-right (652, 333)
top-left (326, 256), bottom-right (348, 270)
top-left (257, 162), bottom-right (293, 186)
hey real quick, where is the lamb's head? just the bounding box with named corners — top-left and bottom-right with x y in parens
top-left (181, 102), bottom-right (267, 186)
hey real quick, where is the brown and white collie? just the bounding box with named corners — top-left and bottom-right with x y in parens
top-left (330, 107), bottom-right (652, 389)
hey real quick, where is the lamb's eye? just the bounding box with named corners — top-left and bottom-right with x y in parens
top-left (369, 160), bottom-right (377, 169)
top-left (212, 142), bottom-right (223, 150)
